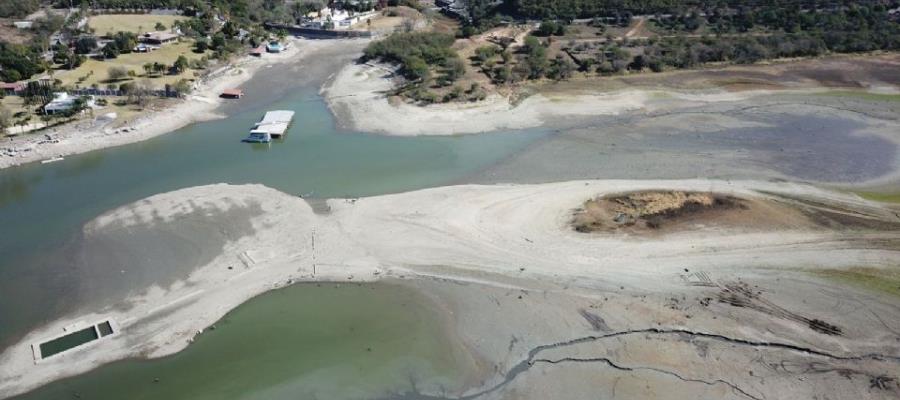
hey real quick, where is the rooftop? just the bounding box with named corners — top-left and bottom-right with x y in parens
top-left (141, 31), bottom-right (180, 42)
top-left (0, 83), bottom-right (25, 90)
top-left (221, 89), bottom-right (244, 98)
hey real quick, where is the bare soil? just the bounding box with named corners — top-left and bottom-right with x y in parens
top-left (573, 189), bottom-right (900, 235)
top-left (539, 53), bottom-right (900, 95)
top-left (572, 191), bottom-right (811, 234)
top-left (0, 21), bottom-right (31, 45)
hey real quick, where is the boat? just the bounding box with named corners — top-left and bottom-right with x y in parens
top-left (242, 130), bottom-right (272, 143)
top-left (242, 110), bottom-right (294, 143)
top-left (41, 156), bottom-right (64, 164)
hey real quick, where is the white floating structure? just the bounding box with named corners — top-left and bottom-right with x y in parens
top-left (253, 110), bottom-right (294, 138)
top-left (243, 110), bottom-right (294, 143)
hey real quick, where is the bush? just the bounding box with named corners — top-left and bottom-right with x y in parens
top-left (492, 65), bottom-right (511, 83)
top-left (536, 20), bottom-right (566, 37)
top-left (102, 43), bottom-right (120, 59)
top-left (458, 25), bottom-right (476, 38)
top-left (363, 32), bottom-right (460, 82)
top-left (548, 56), bottom-right (575, 80)
top-left (107, 66), bottom-right (129, 81)
top-left (74, 37), bottom-right (99, 55)
top-left (596, 61), bottom-right (614, 75)
top-left (474, 45), bottom-right (499, 63)
top-left (194, 39), bottom-right (209, 53)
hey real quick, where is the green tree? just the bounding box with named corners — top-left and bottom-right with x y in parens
top-left (74, 36), bottom-right (98, 55)
top-left (173, 55), bottom-right (189, 73)
top-left (548, 55), bottom-right (576, 80)
top-left (523, 37), bottom-right (548, 79)
top-left (194, 38), bottom-right (209, 53)
top-left (211, 33), bottom-right (226, 50)
top-left (53, 49), bottom-right (84, 70)
top-left (403, 55), bottom-right (430, 81)
top-left (492, 65), bottom-right (511, 83)
top-left (536, 20), bottom-right (565, 36)
top-left (111, 32), bottom-right (137, 54)
top-left (102, 42), bottom-right (120, 59)
top-left (153, 62), bottom-right (167, 75)
top-left (172, 78), bottom-right (192, 95)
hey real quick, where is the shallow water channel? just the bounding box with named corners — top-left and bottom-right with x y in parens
top-left (0, 84), bottom-right (546, 348)
top-left (11, 283), bottom-right (470, 400)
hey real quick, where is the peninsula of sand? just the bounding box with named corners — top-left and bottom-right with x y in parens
top-left (2, 180), bottom-right (899, 399)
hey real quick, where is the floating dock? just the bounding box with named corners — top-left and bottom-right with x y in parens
top-left (243, 110), bottom-right (294, 143)
top-left (253, 110), bottom-right (294, 138)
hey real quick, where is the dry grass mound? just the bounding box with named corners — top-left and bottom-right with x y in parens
top-left (573, 191), bottom-right (744, 233)
top-left (571, 189), bottom-right (900, 235)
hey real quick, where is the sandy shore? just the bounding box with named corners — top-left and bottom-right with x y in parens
top-left (2, 179), bottom-right (899, 397)
top-left (322, 57), bottom-right (900, 137)
top-left (322, 62), bottom-right (812, 136)
top-left (0, 38), bottom-right (332, 170)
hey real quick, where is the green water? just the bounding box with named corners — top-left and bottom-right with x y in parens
top-left (13, 282), bottom-right (470, 400)
top-left (0, 84), bottom-right (546, 346)
top-left (38, 327), bottom-right (99, 359)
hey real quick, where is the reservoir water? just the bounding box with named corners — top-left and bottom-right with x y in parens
top-left (10, 282), bottom-right (473, 400)
top-left (0, 84), bottom-right (546, 348)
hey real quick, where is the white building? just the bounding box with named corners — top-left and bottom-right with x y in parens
top-left (44, 93), bottom-right (95, 115)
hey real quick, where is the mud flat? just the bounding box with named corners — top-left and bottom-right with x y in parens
top-left (469, 95), bottom-right (900, 186)
top-left (2, 180), bottom-right (900, 398)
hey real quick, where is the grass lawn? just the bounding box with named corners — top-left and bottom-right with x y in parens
top-left (1, 96), bottom-right (30, 116)
top-left (100, 98), bottom-right (160, 126)
top-left (854, 191), bottom-right (900, 204)
top-left (88, 14), bottom-right (188, 36)
top-left (56, 41), bottom-right (207, 89)
top-left (820, 90), bottom-right (900, 103)
top-left (816, 267), bottom-right (900, 299)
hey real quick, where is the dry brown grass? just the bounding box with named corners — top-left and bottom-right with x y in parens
top-left (54, 41), bottom-right (206, 88)
top-left (571, 191), bottom-right (822, 234)
top-left (88, 14), bottom-right (187, 36)
top-left (0, 20), bottom-right (32, 44)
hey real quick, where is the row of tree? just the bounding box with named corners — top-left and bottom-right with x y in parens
top-left (0, 0), bottom-right (40, 18)
top-left (54, 0), bottom-right (184, 10)
top-left (0, 44), bottom-right (47, 83)
top-left (481, 36), bottom-right (577, 83)
top-left (632, 29), bottom-right (900, 72)
top-left (507, 0), bottom-right (900, 20)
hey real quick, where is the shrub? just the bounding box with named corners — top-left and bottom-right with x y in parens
top-left (107, 66), bottom-right (129, 81)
